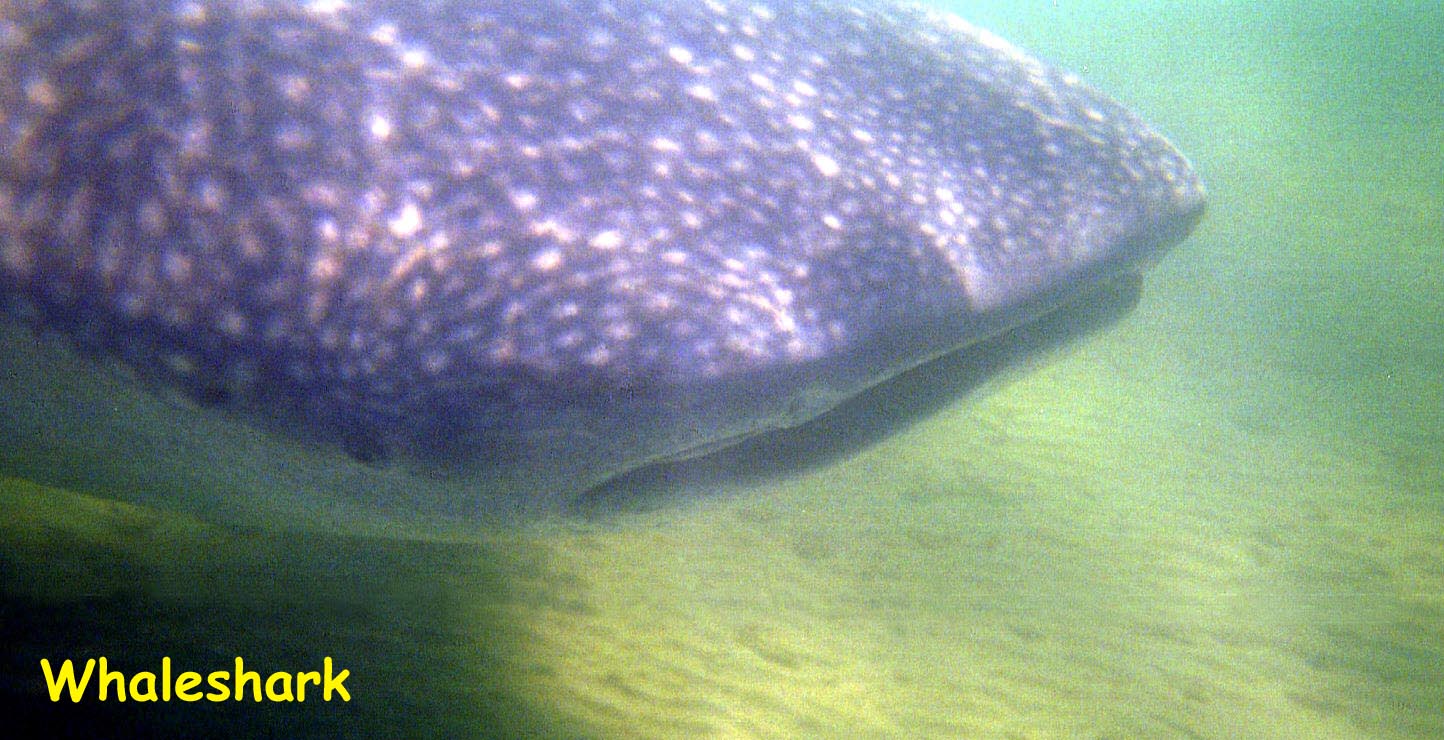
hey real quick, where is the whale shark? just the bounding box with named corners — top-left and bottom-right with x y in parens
top-left (0, 0), bottom-right (1204, 530)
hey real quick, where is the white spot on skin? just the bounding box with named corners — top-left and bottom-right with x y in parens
top-left (732, 44), bottom-right (756, 62)
top-left (585, 345), bottom-right (613, 367)
top-left (369, 114), bottom-right (392, 140)
top-left (370, 23), bottom-right (397, 45)
top-left (489, 338), bottom-right (517, 362)
top-left (280, 74), bottom-right (310, 102)
top-left (162, 251), bottom-right (192, 282)
top-left (387, 244), bottom-right (430, 284)
top-left (24, 79), bottom-right (58, 109)
top-left (530, 219), bottom-right (576, 242)
top-left (822, 214), bottom-right (842, 230)
top-left (686, 83), bottom-right (718, 103)
top-left (388, 203), bottom-right (422, 238)
top-left (400, 48), bottom-right (430, 69)
top-left (667, 46), bottom-right (694, 65)
top-left (586, 27), bottom-right (615, 49)
top-left (605, 320), bottom-right (636, 341)
top-left (589, 229), bottom-right (624, 250)
top-left (787, 113), bottom-right (814, 131)
top-left (316, 218), bottom-right (337, 244)
top-left (306, 0), bottom-right (346, 15)
top-left (811, 152), bottom-right (841, 177)
top-left (531, 248), bottom-right (563, 272)
top-left (510, 189), bottom-right (538, 211)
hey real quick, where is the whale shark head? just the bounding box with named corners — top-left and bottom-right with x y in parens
top-left (0, 0), bottom-right (1204, 528)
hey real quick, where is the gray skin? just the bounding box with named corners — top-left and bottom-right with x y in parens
top-left (0, 0), bottom-right (1203, 527)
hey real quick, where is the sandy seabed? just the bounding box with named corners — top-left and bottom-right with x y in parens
top-left (3, 2), bottom-right (1441, 737)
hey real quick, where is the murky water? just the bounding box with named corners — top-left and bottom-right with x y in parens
top-left (3, 2), bottom-right (1440, 737)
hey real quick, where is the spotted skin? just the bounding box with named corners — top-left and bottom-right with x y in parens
top-left (0, 0), bottom-right (1204, 514)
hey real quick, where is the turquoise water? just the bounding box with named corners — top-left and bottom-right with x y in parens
top-left (3, 2), bottom-right (1441, 737)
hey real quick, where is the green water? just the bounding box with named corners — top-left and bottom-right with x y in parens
top-left (3, 2), bottom-right (1441, 737)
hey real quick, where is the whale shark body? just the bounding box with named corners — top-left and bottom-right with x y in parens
top-left (0, 0), bottom-right (1203, 529)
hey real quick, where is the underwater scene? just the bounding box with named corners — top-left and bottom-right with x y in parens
top-left (1, 0), bottom-right (1441, 737)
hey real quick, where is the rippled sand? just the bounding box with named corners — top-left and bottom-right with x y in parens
top-left (3, 2), bottom-right (1441, 737)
